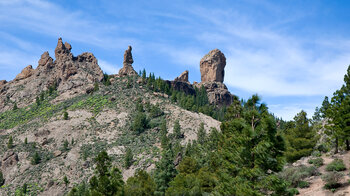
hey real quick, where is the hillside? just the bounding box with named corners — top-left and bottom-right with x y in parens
top-left (0, 38), bottom-right (223, 195)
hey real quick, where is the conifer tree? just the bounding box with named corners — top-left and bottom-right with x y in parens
top-left (285, 110), bottom-right (317, 162)
top-left (197, 123), bottom-right (206, 145)
top-left (124, 148), bottom-right (133, 169)
top-left (7, 136), bottom-right (13, 149)
top-left (173, 120), bottom-right (182, 139)
top-left (125, 170), bottom-right (156, 196)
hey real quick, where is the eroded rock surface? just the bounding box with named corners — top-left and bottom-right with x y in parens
top-left (118, 46), bottom-right (137, 76)
top-left (174, 70), bottom-right (189, 83)
top-left (0, 38), bottom-right (104, 112)
top-left (200, 49), bottom-right (226, 83)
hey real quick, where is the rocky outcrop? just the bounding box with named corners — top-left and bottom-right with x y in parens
top-left (195, 82), bottom-right (233, 106)
top-left (0, 80), bottom-right (6, 87)
top-left (1, 151), bottom-right (18, 170)
top-left (165, 80), bottom-right (196, 95)
top-left (200, 49), bottom-right (226, 83)
top-left (118, 46), bottom-right (138, 76)
top-left (0, 38), bottom-right (104, 112)
top-left (14, 65), bottom-right (35, 81)
top-left (174, 70), bottom-right (189, 83)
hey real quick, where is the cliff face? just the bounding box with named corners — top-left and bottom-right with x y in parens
top-left (0, 38), bottom-right (104, 112)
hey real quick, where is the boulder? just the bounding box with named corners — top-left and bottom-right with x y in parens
top-left (118, 46), bottom-right (138, 76)
top-left (14, 65), bottom-right (34, 81)
top-left (1, 151), bottom-right (19, 169)
top-left (174, 70), bottom-right (189, 83)
top-left (200, 49), bottom-right (226, 83)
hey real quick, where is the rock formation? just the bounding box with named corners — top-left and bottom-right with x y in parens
top-left (197, 49), bottom-right (233, 106)
top-left (14, 65), bottom-right (35, 81)
top-left (200, 49), bottom-right (226, 83)
top-left (174, 70), bottom-right (189, 83)
top-left (0, 37), bottom-right (104, 112)
top-left (118, 46), bottom-right (138, 76)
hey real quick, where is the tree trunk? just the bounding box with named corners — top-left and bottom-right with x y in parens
top-left (335, 137), bottom-right (339, 154)
top-left (347, 139), bottom-right (350, 151)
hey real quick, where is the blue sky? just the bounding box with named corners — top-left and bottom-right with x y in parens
top-left (1, 0), bottom-right (350, 120)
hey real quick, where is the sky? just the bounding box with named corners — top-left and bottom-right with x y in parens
top-left (1, 0), bottom-right (350, 120)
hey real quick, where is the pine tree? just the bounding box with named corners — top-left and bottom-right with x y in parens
top-left (31, 152), bottom-right (41, 165)
top-left (125, 170), bottom-right (156, 196)
top-left (285, 110), bottom-right (317, 162)
top-left (64, 111), bottom-right (69, 120)
top-left (36, 96), bottom-right (41, 106)
top-left (0, 171), bottom-right (4, 186)
top-left (24, 137), bottom-right (28, 145)
top-left (124, 148), bottom-right (133, 169)
top-left (13, 102), bottom-right (18, 110)
top-left (7, 136), bottom-right (13, 149)
top-left (215, 95), bottom-right (288, 195)
top-left (173, 120), bottom-right (182, 139)
top-left (197, 123), bottom-right (206, 145)
top-left (63, 139), bottom-right (69, 152)
top-left (89, 151), bottom-right (124, 196)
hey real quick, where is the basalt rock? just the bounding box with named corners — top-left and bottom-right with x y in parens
top-left (174, 70), bottom-right (189, 83)
top-left (118, 46), bottom-right (137, 76)
top-left (165, 80), bottom-right (196, 95)
top-left (200, 49), bottom-right (226, 83)
top-left (14, 65), bottom-right (35, 81)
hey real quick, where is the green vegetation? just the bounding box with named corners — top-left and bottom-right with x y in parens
top-left (326, 159), bottom-right (346, 172)
top-left (124, 148), bottom-right (133, 169)
top-left (63, 111), bottom-right (69, 120)
top-left (284, 110), bottom-right (317, 163)
top-left (322, 171), bottom-right (344, 190)
top-left (308, 157), bottom-right (324, 167)
top-left (278, 165), bottom-right (319, 188)
top-left (63, 176), bottom-right (69, 186)
top-left (7, 136), bottom-right (13, 149)
top-left (125, 170), bottom-right (156, 196)
top-left (0, 171), bottom-right (4, 186)
top-left (31, 152), bottom-right (41, 165)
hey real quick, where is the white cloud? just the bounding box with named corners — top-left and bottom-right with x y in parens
top-left (99, 60), bottom-right (119, 75)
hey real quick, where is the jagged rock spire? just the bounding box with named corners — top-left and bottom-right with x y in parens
top-left (174, 70), bottom-right (189, 83)
top-left (118, 45), bottom-right (137, 76)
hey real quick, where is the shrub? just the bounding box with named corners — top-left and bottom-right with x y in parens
top-left (7, 136), bottom-right (13, 149)
top-left (124, 148), bottom-right (133, 169)
top-left (63, 111), bottom-right (69, 120)
top-left (308, 157), bottom-right (324, 167)
top-left (297, 181), bottom-right (309, 188)
top-left (316, 144), bottom-right (329, 153)
top-left (0, 171), bottom-right (4, 186)
top-left (131, 112), bottom-right (149, 134)
top-left (278, 165), bottom-right (319, 187)
top-left (63, 176), bottom-right (69, 186)
top-left (31, 152), bottom-right (41, 165)
top-left (24, 137), bottom-right (28, 145)
top-left (326, 159), bottom-right (346, 172)
top-left (13, 102), bottom-right (18, 110)
top-left (322, 171), bottom-right (343, 189)
top-left (311, 151), bottom-right (321, 157)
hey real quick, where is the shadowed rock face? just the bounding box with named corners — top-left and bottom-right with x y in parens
top-left (200, 49), bottom-right (226, 83)
top-left (174, 70), bottom-right (189, 83)
top-left (0, 38), bottom-right (104, 112)
top-left (118, 46), bottom-right (137, 76)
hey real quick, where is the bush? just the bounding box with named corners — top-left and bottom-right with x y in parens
top-left (311, 151), bottom-right (321, 157)
top-left (0, 171), bottom-right (4, 186)
top-left (278, 165), bottom-right (319, 187)
top-left (326, 159), bottom-right (346, 172)
top-left (7, 136), bottom-right (13, 149)
top-left (31, 152), bottom-right (41, 165)
top-left (63, 111), bottom-right (69, 120)
top-left (131, 112), bottom-right (149, 134)
top-left (322, 171), bottom-right (343, 189)
top-left (124, 148), bottom-right (133, 169)
top-left (316, 144), bottom-right (329, 153)
top-left (297, 181), bottom-right (309, 188)
top-left (308, 157), bottom-right (324, 167)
